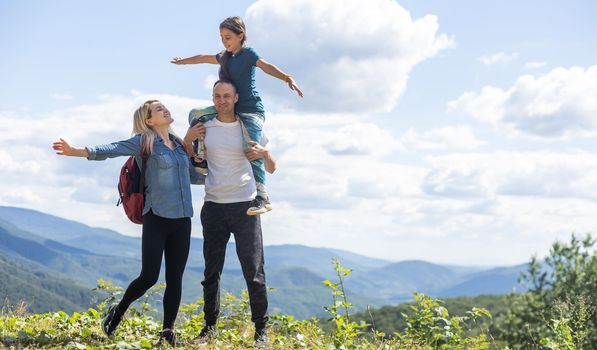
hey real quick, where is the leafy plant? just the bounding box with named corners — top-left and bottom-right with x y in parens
top-left (395, 293), bottom-right (492, 350)
top-left (497, 234), bottom-right (596, 349)
top-left (323, 258), bottom-right (368, 349)
top-left (2, 237), bottom-right (592, 349)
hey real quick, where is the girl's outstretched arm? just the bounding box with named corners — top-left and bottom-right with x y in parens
top-left (171, 54), bottom-right (218, 65)
top-left (256, 58), bottom-right (304, 98)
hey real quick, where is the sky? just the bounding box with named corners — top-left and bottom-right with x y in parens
top-left (1, 0), bottom-right (596, 266)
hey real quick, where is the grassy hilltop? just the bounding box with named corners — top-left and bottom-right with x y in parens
top-left (1, 235), bottom-right (595, 349)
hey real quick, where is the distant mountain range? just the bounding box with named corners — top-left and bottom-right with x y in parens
top-left (0, 206), bottom-right (528, 318)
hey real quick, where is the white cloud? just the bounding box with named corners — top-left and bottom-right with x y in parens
top-left (448, 65), bottom-right (597, 138)
top-left (399, 125), bottom-right (483, 152)
top-left (324, 122), bottom-right (400, 157)
top-left (0, 148), bottom-right (45, 174)
top-left (245, 0), bottom-right (453, 113)
top-left (524, 61), bottom-right (547, 69)
top-left (0, 92), bottom-right (213, 236)
top-left (424, 151), bottom-right (597, 201)
top-left (3, 94), bottom-right (597, 265)
top-left (0, 186), bottom-right (43, 204)
top-left (203, 74), bottom-right (219, 90)
top-left (478, 51), bottom-right (518, 65)
top-left (264, 111), bottom-right (597, 263)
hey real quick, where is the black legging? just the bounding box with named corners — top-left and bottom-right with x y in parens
top-left (115, 210), bottom-right (191, 329)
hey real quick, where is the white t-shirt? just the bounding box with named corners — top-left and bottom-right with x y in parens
top-left (203, 118), bottom-right (267, 203)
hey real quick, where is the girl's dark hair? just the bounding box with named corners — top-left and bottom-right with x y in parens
top-left (218, 16), bottom-right (247, 81)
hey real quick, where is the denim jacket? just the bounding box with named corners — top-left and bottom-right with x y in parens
top-left (86, 133), bottom-right (204, 219)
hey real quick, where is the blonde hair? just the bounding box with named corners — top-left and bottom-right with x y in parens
top-left (132, 100), bottom-right (180, 155)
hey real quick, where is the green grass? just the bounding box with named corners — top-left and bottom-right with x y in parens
top-left (0, 262), bottom-right (495, 349)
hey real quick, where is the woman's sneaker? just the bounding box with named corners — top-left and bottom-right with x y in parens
top-left (192, 325), bottom-right (215, 344)
top-left (246, 196), bottom-right (272, 216)
top-left (102, 303), bottom-right (122, 337)
top-left (156, 329), bottom-right (176, 347)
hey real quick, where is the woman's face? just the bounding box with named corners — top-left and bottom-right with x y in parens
top-left (220, 27), bottom-right (243, 53)
top-left (146, 102), bottom-right (173, 127)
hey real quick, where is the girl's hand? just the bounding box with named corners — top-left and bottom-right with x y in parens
top-left (171, 57), bottom-right (184, 64)
top-left (288, 77), bottom-right (304, 98)
top-left (52, 138), bottom-right (87, 157)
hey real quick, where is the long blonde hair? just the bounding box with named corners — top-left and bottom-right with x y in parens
top-left (132, 100), bottom-right (180, 155)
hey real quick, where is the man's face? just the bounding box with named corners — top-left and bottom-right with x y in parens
top-left (213, 82), bottom-right (238, 114)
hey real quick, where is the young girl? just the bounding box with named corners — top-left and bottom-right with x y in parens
top-left (52, 100), bottom-right (205, 346)
top-left (171, 16), bottom-right (303, 216)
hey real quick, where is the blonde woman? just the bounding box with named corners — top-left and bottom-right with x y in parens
top-left (53, 100), bottom-right (205, 346)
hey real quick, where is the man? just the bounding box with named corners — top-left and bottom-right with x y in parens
top-left (186, 80), bottom-right (276, 346)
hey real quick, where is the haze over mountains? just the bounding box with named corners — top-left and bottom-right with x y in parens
top-left (0, 206), bottom-right (526, 318)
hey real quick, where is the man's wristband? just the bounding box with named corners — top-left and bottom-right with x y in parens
top-left (283, 74), bottom-right (292, 83)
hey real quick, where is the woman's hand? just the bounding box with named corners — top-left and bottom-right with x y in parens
top-left (184, 123), bottom-right (206, 143)
top-left (183, 123), bottom-right (207, 154)
top-left (52, 138), bottom-right (88, 157)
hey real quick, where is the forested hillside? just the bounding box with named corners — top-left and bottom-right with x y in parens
top-left (0, 255), bottom-right (92, 314)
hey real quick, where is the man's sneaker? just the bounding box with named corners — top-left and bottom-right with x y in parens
top-left (192, 157), bottom-right (208, 175)
top-left (156, 329), bottom-right (176, 347)
top-left (254, 327), bottom-right (268, 347)
top-left (246, 196), bottom-right (272, 216)
top-left (192, 325), bottom-right (215, 344)
top-left (102, 303), bottom-right (122, 337)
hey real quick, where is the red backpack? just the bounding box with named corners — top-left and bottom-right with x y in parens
top-left (116, 142), bottom-right (148, 225)
top-left (116, 136), bottom-right (188, 224)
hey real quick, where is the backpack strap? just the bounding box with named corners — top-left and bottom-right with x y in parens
top-left (139, 134), bottom-right (149, 193)
top-left (174, 137), bottom-right (190, 155)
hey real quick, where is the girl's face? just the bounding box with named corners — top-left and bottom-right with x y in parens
top-left (220, 27), bottom-right (243, 53)
top-left (146, 102), bottom-right (173, 127)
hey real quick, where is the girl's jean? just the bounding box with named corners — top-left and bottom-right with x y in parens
top-left (237, 111), bottom-right (266, 186)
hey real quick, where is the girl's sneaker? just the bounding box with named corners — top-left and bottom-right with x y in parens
top-left (247, 196), bottom-right (272, 216)
top-left (192, 157), bottom-right (208, 175)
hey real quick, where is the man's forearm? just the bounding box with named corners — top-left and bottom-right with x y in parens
top-left (263, 150), bottom-right (276, 174)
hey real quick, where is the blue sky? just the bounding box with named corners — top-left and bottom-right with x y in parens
top-left (2, 0), bottom-right (596, 265)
